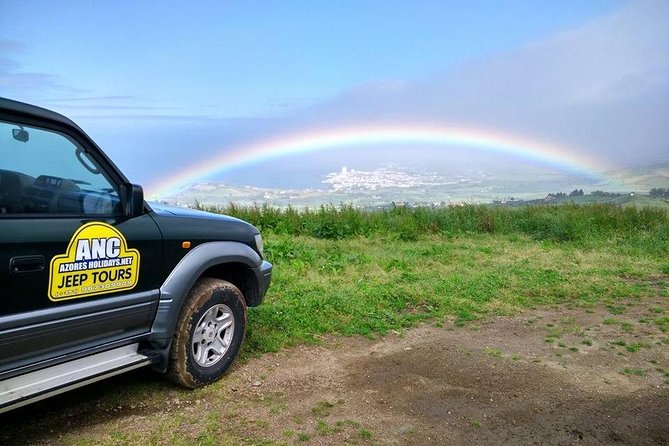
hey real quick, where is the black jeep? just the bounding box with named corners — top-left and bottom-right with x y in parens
top-left (0, 98), bottom-right (272, 412)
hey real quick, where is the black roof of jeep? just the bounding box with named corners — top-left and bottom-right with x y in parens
top-left (0, 97), bottom-right (81, 129)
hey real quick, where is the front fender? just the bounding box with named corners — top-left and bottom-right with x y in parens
top-left (148, 241), bottom-right (264, 371)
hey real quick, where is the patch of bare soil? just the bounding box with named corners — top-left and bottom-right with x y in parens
top-left (2, 300), bottom-right (668, 445)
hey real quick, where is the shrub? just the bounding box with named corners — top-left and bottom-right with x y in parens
top-left (193, 202), bottom-right (668, 254)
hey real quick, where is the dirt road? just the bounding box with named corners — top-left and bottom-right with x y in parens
top-left (2, 301), bottom-right (668, 445)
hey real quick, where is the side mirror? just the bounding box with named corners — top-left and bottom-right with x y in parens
top-left (123, 183), bottom-right (145, 217)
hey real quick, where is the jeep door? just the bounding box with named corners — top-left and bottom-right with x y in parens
top-left (0, 116), bottom-right (163, 379)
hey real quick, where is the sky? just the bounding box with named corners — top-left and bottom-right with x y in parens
top-left (1, 0), bottom-right (668, 192)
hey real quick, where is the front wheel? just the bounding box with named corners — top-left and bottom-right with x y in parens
top-left (167, 278), bottom-right (247, 388)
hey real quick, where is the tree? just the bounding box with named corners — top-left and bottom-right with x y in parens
top-left (649, 188), bottom-right (668, 198)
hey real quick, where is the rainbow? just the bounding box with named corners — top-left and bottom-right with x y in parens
top-left (147, 124), bottom-right (607, 197)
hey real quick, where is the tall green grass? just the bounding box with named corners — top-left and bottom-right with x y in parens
top-left (196, 203), bottom-right (669, 256)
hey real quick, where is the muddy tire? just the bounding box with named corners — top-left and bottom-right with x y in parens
top-left (166, 277), bottom-right (247, 388)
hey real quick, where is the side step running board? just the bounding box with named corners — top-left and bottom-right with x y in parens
top-left (0, 343), bottom-right (158, 413)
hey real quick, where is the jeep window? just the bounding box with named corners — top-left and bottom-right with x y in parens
top-left (0, 120), bottom-right (120, 215)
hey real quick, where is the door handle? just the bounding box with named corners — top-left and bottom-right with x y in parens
top-left (10, 255), bottom-right (45, 274)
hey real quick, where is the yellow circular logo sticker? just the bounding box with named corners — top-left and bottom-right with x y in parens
top-left (49, 222), bottom-right (140, 301)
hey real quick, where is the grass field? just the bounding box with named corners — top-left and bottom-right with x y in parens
top-left (195, 203), bottom-right (669, 356)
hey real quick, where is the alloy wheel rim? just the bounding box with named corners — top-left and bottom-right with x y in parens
top-left (191, 304), bottom-right (235, 367)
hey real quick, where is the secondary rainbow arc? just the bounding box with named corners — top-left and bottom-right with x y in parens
top-left (147, 125), bottom-right (607, 197)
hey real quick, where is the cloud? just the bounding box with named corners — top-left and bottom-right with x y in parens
top-left (292, 0), bottom-right (669, 167)
top-left (0, 40), bottom-right (164, 116)
top-left (0, 40), bottom-right (64, 95)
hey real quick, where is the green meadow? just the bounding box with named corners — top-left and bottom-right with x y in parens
top-left (196, 203), bottom-right (669, 354)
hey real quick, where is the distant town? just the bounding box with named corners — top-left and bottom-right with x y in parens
top-left (160, 164), bottom-right (669, 210)
top-left (323, 166), bottom-right (462, 191)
